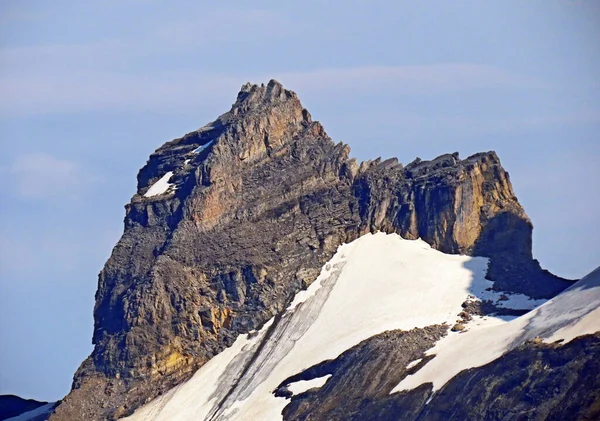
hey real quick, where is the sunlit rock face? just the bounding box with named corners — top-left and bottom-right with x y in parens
top-left (49, 80), bottom-right (573, 421)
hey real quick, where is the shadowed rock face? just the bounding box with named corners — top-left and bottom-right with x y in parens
top-left (50, 80), bottom-right (572, 420)
top-left (0, 395), bottom-right (50, 421)
top-left (280, 332), bottom-right (600, 421)
top-left (278, 326), bottom-right (447, 420)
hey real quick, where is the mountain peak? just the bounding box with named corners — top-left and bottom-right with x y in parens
top-left (237, 79), bottom-right (288, 97)
top-left (232, 79), bottom-right (300, 116)
top-left (49, 82), bottom-right (573, 421)
top-left (134, 81), bottom-right (325, 199)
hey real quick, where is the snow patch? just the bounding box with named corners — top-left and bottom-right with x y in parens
top-left (143, 171), bottom-right (175, 197)
top-left (192, 141), bottom-right (213, 154)
top-left (406, 359), bottom-right (422, 370)
top-left (287, 375), bottom-right (332, 396)
top-left (287, 259), bottom-right (344, 311)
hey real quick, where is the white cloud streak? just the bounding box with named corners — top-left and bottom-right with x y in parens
top-left (273, 64), bottom-right (547, 94)
top-left (3, 153), bottom-right (97, 200)
top-left (0, 63), bottom-right (548, 115)
top-left (0, 5), bottom-right (554, 116)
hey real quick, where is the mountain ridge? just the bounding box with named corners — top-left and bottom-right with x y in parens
top-left (0, 395), bottom-right (50, 421)
top-left (49, 80), bottom-right (574, 421)
top-left (118, 234), bottom-right (600, 421)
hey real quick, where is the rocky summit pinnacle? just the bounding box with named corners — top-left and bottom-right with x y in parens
top-left (49, 81), bottom-right (574, 421)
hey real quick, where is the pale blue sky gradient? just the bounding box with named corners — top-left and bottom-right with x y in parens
top-left (0, 0), bottom-right (599, 401)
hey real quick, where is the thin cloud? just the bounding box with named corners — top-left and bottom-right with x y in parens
top-left (428, 110), bottom-right (600, 135)
top-left (0, 70), bottom-right (241, 114)
top-left (4, 153), bottom-right (98, 200)
top-left (0, 64), bottom-right (550, 115)
top-left (1, 8), bottom-right (295, 68)
top-left (0, 225), bottom-right (121, 283)
top-left (272, 64), bottom-right (549, 94)
top-left (0, 7), bottom-right (298, 115)
top-left (330, 108), bottom-right (600, 142)
top-left (0, 5), bottom-right (557, 116)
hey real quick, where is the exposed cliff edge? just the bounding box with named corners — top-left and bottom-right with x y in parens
top-left (49, 80), bottom-right (572, 421)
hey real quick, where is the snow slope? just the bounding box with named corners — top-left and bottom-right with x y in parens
top-left (392, 266), bottom-right (600, 394)
top-left (121, 233), bottom-right (598, 421)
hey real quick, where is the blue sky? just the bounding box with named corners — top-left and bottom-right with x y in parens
top-left (0, 0), bottom-right (598, 402)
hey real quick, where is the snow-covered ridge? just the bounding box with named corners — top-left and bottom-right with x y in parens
top-left (391, 266), bottom-right (600, 395)
top-left (121, 233), bottom-right (599, 421)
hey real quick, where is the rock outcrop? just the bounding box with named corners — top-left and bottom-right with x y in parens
top-left (280, 332), bottom-right (600, 421)
top-left (49, 80), bottom-right (572, 420)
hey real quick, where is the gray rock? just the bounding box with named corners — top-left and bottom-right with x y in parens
top-left (281, 332), bottom-right (600, 421)
top-left (50, 80), bottom-right (573, 421)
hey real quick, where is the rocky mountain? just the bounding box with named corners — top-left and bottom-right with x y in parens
top-left (118, 241), bottom-right (600, 421)
top-left (0, 396), bottom-right (50, 421)
top-left (46, 80), bottom-right (597, 421)
top-left (0, 396), bottom-right (57, 421)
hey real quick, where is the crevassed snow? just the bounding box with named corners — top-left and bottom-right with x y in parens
top-left (192, 141), bottom-right (213, 154)
top-left (391, 266), bottom-right (600, 395)
top-left (287, 375), bottom-right (332, 395)
top-left (121, 233), bottom-right (599, 421)
top-left (6, 402), bottom-right (56, 421)
top-left (143, 171), bottom-right (175, 197)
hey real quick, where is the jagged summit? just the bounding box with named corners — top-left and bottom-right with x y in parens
top-left (50, 81), bottom-right (573, 421)
top-left (235, 79), bottom-right (300, 109)
top-left (134, 80), bottom-right (325, 201)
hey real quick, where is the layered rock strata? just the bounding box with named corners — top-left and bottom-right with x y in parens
top-left (50, 80), bottom-right (571, 420)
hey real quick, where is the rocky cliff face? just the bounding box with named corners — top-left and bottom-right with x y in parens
top-left (280, 332), bottom-right (600, 421)
top-left (50, 80), bottom-right (571, 421)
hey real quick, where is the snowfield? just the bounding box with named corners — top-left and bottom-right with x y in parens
top-left (121, 233), bottom-right (600, 421)
top-left (391, 266), bottom-right (600, 394)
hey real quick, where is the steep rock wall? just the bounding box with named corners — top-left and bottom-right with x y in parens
top-left (50, 80), bottom-right (571, 420)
